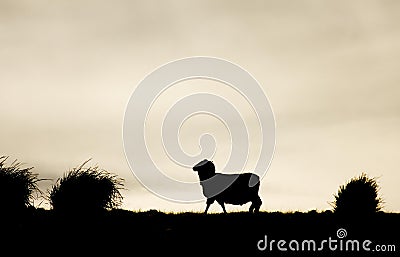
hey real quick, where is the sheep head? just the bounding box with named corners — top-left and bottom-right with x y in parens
top-left (192, 159), bottom-right (216, 181)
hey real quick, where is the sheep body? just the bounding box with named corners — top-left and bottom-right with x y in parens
top-left (193, 159), bottom-right (262, 213)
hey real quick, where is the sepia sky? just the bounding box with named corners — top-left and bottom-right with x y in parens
top-left (1, 0), bottom-right (400, 213)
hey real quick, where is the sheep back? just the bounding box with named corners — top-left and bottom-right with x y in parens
top-left (200, 173), bottom-right (260, 205)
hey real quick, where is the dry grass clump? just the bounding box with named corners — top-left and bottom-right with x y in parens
top-left (332, 173), bottom-right (383, 216)
top-left (0, 156), bottom-right (41, 211)
top-left (48, 160), bottom-right (124, 213)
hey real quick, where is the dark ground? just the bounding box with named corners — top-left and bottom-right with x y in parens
top-left (2, 209), bottom-right (399, 256)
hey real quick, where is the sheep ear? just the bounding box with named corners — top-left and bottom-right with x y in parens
top-left (194, 159), bottom-right (208, 168)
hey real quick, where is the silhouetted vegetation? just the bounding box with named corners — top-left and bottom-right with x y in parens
top-left (0, 156), bottom-right (41, 213)
top-left (331, 173), bottom-right (383, 216)
top-left (48, 160), bottom-right (124, 213)
top-left (0, 156), bottom-right (398, 256)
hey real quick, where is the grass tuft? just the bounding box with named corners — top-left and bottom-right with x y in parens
top-left (0, 156), bottom-right (42, 211)
top-left (331, 172), bottom-right (384, 216)
top-left (48, 159), bottom-right (124, 213)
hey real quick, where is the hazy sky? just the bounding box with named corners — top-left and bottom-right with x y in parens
top-left (1, 0), bottom-right (400, 213)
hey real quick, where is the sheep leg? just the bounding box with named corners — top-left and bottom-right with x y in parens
top-left (217, 201), bottom-right (227, 213)
top-left (221, 204), bottom-right (227, 214)
top-left (204, 203), bottom-right (210, 214)
top-left (204, 198), bottom-right (214, 214)
top-left (249, 204), bottom-right (255, 213)
top-left (250, 196), bottom-right (262, 213)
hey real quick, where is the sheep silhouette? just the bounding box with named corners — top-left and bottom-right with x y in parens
top-left (193, 159), bottom-right (262, 214)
